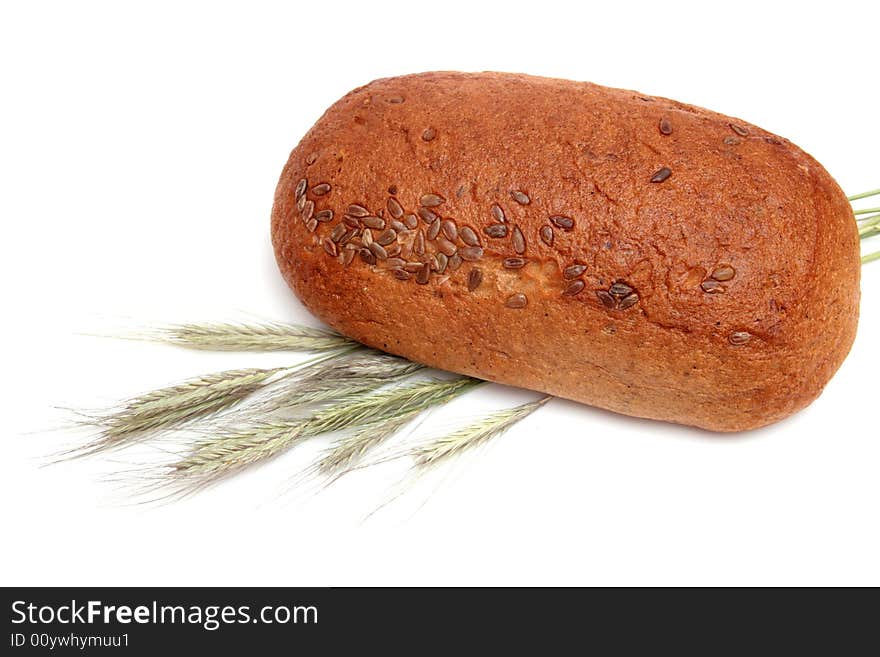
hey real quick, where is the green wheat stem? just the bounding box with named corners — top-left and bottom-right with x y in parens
top-left (853, 207), bottom-right (880, 216)
top-left (857, 213), bottom-right (880, 230)
top-left (848, 188), bottom-right (880, 202)
top-left (860, 225), bottom-right (880, 240)
top-left (862, 250), bottom-right (880, 265)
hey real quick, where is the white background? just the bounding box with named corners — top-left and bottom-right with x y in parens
top-left (2, 0), bottom-right (878, 586)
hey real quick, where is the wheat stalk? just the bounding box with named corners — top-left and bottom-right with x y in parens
top-left (304, 377), bottom-right (480, 434)
top-left (73, 367), bottom-right (288, 456)
top-left (168, 377), bottom-right (482, 486)
top-left (316, 409), bottom-right (422, 474)
top-left (411, 397), bottom-right (551, 468)
top-left (148, 321), bottom-right (354, 352)
top-left (848, 188), bottom-right (880, 202)
top-left (859, 215), bottom-right (880, 239)
top-left (851, 188), bottom-right (880, 264)
top-left (249, 349), bottom-right (424, 415)
top-left (71, 347), bottom-right (360, 456)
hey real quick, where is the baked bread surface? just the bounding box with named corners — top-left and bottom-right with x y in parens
top-left (271, 71), bottom-right (860, 432)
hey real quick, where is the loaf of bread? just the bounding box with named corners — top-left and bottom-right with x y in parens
top-left (271, 72), bottom-right (860, 432)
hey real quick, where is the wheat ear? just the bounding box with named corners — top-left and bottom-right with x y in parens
top-left (411, 396), bottom-right (551, 468)
top-left (246, 349), bottom-right (424, 416)
top-left (147, 321), bottom-right (354, 351)
top-left (169, 377), bottom-right (481, 486)
top-left (72, 367), bottom-right (289, 456)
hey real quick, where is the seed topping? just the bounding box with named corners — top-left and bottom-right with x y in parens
top-left (550, 216), bottom-right (574, 231)
top-left (420, 193), bottom-right (445, 207)
top-left (330, 224), bottom-right (346, 242)
top-left (710, 265), bottom-right (736, 282)
top-left (512, 226), bottom-right (526, 254)
top-left (295, 178), bottom-right (308, 200)
top-left (609, 282), bottom-right (633, 298)
top-left (347, 204), bottom-right (370, 218)
top-left (596, 291), bottom-right (615, 309)
top-left (458, 246), bottom-right (483, 261)
top-left (339, 228), bottom-right (357, 246)
top-left (728, 331), bottom-right (752, 345)
top-left (387, 197), bottom-right (404, 218)
top-left (359, 248), bottom-right (376, 265)
top-left (468, 268), bottom-right (483, 291)
top-left (416, 263), bottom-right (431, 285)
top-left (729, 123), bottom-right (749, 137)
top-left (427, 217), bottom-right (441, 240)
top-left (618, 293), bottom-right (639, 310)
top-left (376, 229), bottom-right (397, 246)
top-left (437, 238), bottom-right (457, 256)
top-left (484, 224), bottom-right (508, 238)
top-left (597, 282), bottom-right (640, 310)
top-left (510, 190), bottom-right (530, 205)
top-left (564, 264), bottom-right (587, 279)
top-left (650, 167), bottom-right (672, 183)
top-left (459, 226), bottom-right (480, 247)
top-left (418, 207), bottom-right (438, 224)
top-left (441, 219), bottom-right (458, 241)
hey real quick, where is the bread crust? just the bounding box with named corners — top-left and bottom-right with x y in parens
top-left (271, 72), bottom-right (860, 432)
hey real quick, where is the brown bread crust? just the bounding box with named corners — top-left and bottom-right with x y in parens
top-left (271, 72), bottom-right (860, 432)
